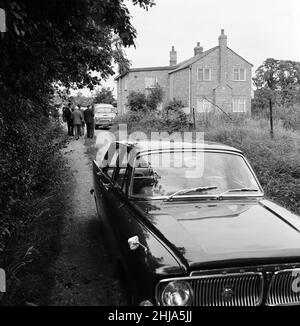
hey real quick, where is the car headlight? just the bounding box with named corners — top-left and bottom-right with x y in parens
top-left (161, 280), bottom-right (193, 306)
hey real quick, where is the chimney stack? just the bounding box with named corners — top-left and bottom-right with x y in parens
top-left (218, 29), bottom-right (227, 48)
top-left (218, 29), bottom-right (228, 85)
top-left (169, 46), bottom-right (177, 66)
top-left (194, 42), bottom-right (203, 56)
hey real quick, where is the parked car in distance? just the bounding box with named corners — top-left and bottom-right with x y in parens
top-left (92, 140), bottom-right (300, 306)
top-left (94, 103), bottom-right (116, 129)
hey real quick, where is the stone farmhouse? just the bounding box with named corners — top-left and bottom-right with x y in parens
top-left (115, 30), bottom-right (253, 115)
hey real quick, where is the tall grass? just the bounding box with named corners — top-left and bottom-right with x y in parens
top-left (252, 104), bottom-right (300, 131)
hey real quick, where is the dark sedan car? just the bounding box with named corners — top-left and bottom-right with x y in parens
top-left (92, 140), bottom-right (300, 306)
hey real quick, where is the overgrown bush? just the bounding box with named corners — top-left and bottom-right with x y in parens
top-left (127, 91), bottom-right (148, 112)
top-left (0, 108), bottom-right (67, 305)
top-left (127, 85), bottom-right (164, 112)
top-left (161, 99), bottom-right (191, 132)
top-left (115, 98), bottom-right (192, 134)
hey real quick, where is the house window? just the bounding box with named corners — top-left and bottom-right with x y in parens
top-left (232, 98), bottom-right (247, 112)
top-left (145, 77), bottom-right (157, 89)
top-left (233, 68), bottom-right (246, 81)
top-left (197, 98), bottom-right (212, 113)
top-left (198, 68), bottom-right (211, 81)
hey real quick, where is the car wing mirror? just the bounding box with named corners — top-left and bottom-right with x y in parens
top-left (128, 236), bottom-right (148, 253)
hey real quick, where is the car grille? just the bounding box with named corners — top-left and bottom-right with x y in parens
top-left (266, 269), bottom-right (300, 306)
top-left (157, 267), bottom-right (300, 306)
top-left (190, 273), bottom-right (263, 306)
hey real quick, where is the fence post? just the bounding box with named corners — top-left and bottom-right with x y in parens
top-left (269, 99), bottom-right (274, 138)
top-left (192, 107), bottom-right (196, 130)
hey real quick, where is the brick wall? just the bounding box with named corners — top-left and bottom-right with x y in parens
top-left (169, 68), bottom-right (189, 107)
top-left (227, 49), bottom-right (252, 114)
top-left (191, 49), bottom-right (220, 110)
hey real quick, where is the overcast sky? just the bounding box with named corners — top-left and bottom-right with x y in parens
top-left (82, 0), bottom-right (300, 96)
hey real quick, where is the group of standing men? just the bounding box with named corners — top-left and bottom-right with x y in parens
top-left (63, 104), bottom-right (95, 140)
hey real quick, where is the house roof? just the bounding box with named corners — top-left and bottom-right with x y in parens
top-left (114, 66), bottom-right (175, 81)
top-left (114, 45), bottom-right (253, 80)
top-left (227, 47), bottom-right (254, 67)
top-left (168, 46), bottom-right (219, 74)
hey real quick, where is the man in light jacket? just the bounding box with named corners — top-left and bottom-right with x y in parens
top-left (71, 106), bottom-right (84, 140)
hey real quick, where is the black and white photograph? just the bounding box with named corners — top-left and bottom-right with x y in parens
top-left (0, 0), bottom-right (300, 312)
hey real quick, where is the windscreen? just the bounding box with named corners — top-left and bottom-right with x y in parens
top-left (131, 151), bottom-right (259, 198)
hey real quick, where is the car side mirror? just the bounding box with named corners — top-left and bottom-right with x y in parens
top-left (128, 235), bottom-right (148, 253)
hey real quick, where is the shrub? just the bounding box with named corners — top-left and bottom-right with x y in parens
top-left (147, 84), bottom-right (164, 110)
top-left (0, 111), bottom-right (67, 305)
top-left (115, 98), bottom-right (192, 135)
top-left (161, 99), bottom-right (191, 133)
top-left (127, 91), bottom-right (148, 112)
top-left (127, 85), bottom-right (164, 112)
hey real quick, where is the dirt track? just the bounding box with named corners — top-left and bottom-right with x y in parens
top-left (49, 134), bottom-right (126, 306)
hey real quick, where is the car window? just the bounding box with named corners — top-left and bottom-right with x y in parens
top-left (113, 145), bottom-right (130, 193)
top-left (131, 151), bottom-right (260, 198)
top-left (101, 144), bottom-right (118, 179)
top-left (114, 167), bottom-right (129, 193)
top-left (95, 107), bottom-right (113, 113)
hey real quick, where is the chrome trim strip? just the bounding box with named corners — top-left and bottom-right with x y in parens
top-left (190, 263), bottom-right (300, 276)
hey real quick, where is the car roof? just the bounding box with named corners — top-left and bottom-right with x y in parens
top-left (116, 140), bottom-right (243, 155)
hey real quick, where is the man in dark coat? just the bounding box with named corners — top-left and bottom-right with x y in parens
top-left (83, 105), bottom-right (95, 138)
top-left (63, 103), bottom-right (73, 136)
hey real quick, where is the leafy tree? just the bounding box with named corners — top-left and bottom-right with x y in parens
top-left (147, 84), bottom-right (164, 110)
top-left (0, 0), bottom-right (155, 101)
top-left (253, 58), bottom-right (300, 107)
top-left (0, 0), bottom-right (155, 303)
top-left (253, 58), bottom-right (300, 137)
top-left (93, 87), bottom-right (115, 105)
top-left (127, 84), bottom-right (164, 111)
top-left (71, 92), bottom-right (93, 107)
top-left (127, 91), bottom-right (147, 111)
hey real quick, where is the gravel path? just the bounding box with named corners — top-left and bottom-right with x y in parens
top-left (49, 135), bottom-right (126, 306)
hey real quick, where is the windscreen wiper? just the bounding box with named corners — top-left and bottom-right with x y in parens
top-left (216, 188), bottom-right (259, 200)
top-left (164, 186), bottom-right (217, 202)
